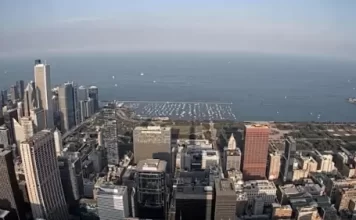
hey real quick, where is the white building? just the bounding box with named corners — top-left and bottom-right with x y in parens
top-left (20, 130), bottom-right (68, 220)
top-left (202, 150), bottom-right (220, 169)
top-left (54, 129), bottom-right (63, 157)
top-left (97, 185), bottom-right (130, 220)
top-left (241, 180), bottom-right (277, 205)
top-left (34, 61), bottom-right (54, 128)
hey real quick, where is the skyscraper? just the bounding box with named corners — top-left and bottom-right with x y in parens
top-left (0, 126), bottom-right (10, 149)
top-left (224, 133), bottom-right (242, 172)
top-left (214, 179), bottom-right (237, 220)
top-left (71, 83), bottom-right (81, 125)
top-left (282, 136), bottom-right (297, 182)
top-left (34, 59), bottom-right (54, 128)
top-left (13, 117), bottom-right (34, 147)
top-left (23, 81), bottom-right (37, 117)
top-left (88, 86), bottom-right (99, 112)
top-left (58, 83), bottom-right (75, 132)
top-left (133, 126), bottom-right (172, 171)
top-left (135, 159), bottom-right (167, 219)
top-left (20, 130), bottom-right (69, 220)
top-left (0, 149), bottom-right (25, 220)
top-left (16, 80), bottom-right (25, 101)
top-left (9, 85), bottom-right (19, 102)
top-left (54, 129), bottom-right (63, 157)
top-left (97, 185), bottom-right (130, 220)
top-left (242, 123), bottom-right (270, 180)
top-left (77, 85), bottom-right (87, 101)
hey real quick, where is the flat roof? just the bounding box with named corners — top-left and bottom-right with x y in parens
top-left (136, 159), bottom-right (167, 172)
top-left (97, 185), bottom-right (127, 196)
top-left (134, 126), bottom-right (171, 131)
top-left (245, 123), bottom-right (269, 129)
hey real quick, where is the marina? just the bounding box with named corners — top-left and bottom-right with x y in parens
top-left (121, 101), bottom-right (237, 121)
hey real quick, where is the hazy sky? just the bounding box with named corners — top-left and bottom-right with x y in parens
top-left (1, 0), bottom-right (355, 59)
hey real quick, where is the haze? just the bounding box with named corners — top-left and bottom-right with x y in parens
top-left (1, 0), bottom-right (355, 59)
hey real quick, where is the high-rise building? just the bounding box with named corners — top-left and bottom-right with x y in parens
top-left (13, 117), bottom-right (34, 148)
top-left (20, 130), bottom-right (69, 220)
top-left (16, 102), bottom-right (24, 118)
top-left (71, 83), bottom-right (81, 125)
top-left (135, 159), bottom-right (167, 219)
top-left (54, 129), bottom-right (63, 157)
top-left (103, 121), bottom-right (119, 166)
top-left (0, 149), bottom-right (25, 220)
top-left (282, 136), bottom-right (297, 182)
top-left (224, 146), bottom-right (242, 172)
top-left (4, 108), bottom-right (18, 145)
top-left (97, 185), bottom-right (130, 220)
top-left (23, 81), bottom-right (37, 117)
top-left (214, 179), bottom-right (236, 220)
top-left (9, 85), bottom-right (19, 102)
top-left (268, 152), bottom-right (281, 180)
top-left (30, 108), bottom-right (45, 132)
top-left (34, 59), bottom-right (54, 128)
top-left (227, 133), bottom-right (236, 150)
top-left (242, 123), bottom-right (270, 180)
top-left (86, 98), bottom-right (95, 117)
top-left (0, 126), bottom-right (10, 149)
top-left (58, 156), bottom-right (81, 206)
top-left (88, 86), bottom-right (99, 112)
top-left (16, 80), bottom-right (25, 101)
top-left (133, 126), bottom-right (172, 170)
top-left (77, 85), bottom-right (87, 101)
top-left (1, 90), bottom-right (7, 106)
top-left (58, 83), bottom-right (76, 132)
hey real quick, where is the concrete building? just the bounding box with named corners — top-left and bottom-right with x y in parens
top-left (103, 118), bottom-right (119, 166)
top-left (58, 83), bottom-right (76, 132)
top-left (58, 156), bottom-right (81, 205)
top-left (201, 149), bottom-right (220, 169)
top-left (135, 159), bottom-right (167, 219)
top-left (77, 85), bottom-right (87, 101)
top-left (133, 126), bottom-right (172, 171)
top-left (214, 179), bottom-right (236, 220)
top-left (30, 108), bottom-right (45, 132)
top-left (97, 185), bottom-right (130, 220)
top-left (23, 81), bottom-right (37, 117)
top-left (242, 123), bottom-right (270, 180)
top-left (282, 136), bottom-right (297, 182)
top-left (268, 151), bottom-right (281, 180)
top-left (227, 133), bottom-right (237, 150)
top-left (0, 126), bottom-right (10, 149)
top-left (224, 146), bottom-right (241, 172)
top-left (9, 84), bottom-right (19, 102)
top-left (238, 180), bottom-right (277, 205)
top-left (88, 86), bottom-right (99, 113)
top-left (34, 60), bottom-right (54, 128)
top-left (335, 187), bottom-right (356, 211)
top-left (296, 206), bottom-right (320, 220)
top-left (54, 129), bottom-right (63, 156)
top-left (271, 203), bottom-right (292, 220)
top-left (0, 149), bottom-right (25, 220)
top-left (13, 117), bottom-right (34, 147)
top-left (301, 156), bottom-right (318, 173)
top-left (20, 130), bottom-right (68, 220)
top-left (315, 153), bottom-right (334, 173)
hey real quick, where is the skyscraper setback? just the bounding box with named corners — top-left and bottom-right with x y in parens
top-left (34, 60), bottom-right (54, 128)
top-left (242, 123), bottom-right (270, 180)
top-left (20, 130), bottom-right (69, 220)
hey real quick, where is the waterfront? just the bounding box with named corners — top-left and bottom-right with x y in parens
top-left (1, 52), bottom-right (356, 122)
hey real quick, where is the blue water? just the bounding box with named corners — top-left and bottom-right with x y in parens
top-left (0, 52), bottom-right (356, 122)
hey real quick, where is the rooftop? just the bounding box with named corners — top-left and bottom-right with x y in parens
top-left (215, 179), bottom-right (235, 195)
top-left (245, 123), bottom-right (269, 129)
top-left (97, 185), bottom-right (127, 196)
top-left (136, 159), bottom-right (167, 172)
top-left (134, 126), bottom-right (171, 132)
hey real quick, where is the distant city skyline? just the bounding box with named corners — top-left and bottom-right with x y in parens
top-left (0, 0), bottom-right (355, 59)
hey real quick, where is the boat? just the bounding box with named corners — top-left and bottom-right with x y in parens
top-left (347, 97), bottom-right (356, 104)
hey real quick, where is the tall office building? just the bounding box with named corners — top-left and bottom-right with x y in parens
top-left (58, 83), bottom-right (75, 132)
top-left (1, 90), bottom-right (7, 106)
top-left (9, 85), bottom-right (19, 102)
top-left (268, 152), bottom-right (281, 180)
top-left (136, 159), bottom-right (167, 219)
top-left (0, 126), bottom-right (10, 149)
top-left (242, 123), bottom-right (270, 180)
top-left (227, 133), bottom-right (236, 150)
top-left (77, 85), bottom-right (87, 101)
top-left (4, 108), bottom-right (18, 145)
top-left (13, 117), bottom-right (34, 147)
top-left (20, 130), bottom-right (69, 220)
top-left (282, 136), bottom-right (297, 182)
top-left (88, 86), bottom-right (99, 112)
top-left (103, 120), bottom-right (119, 165)
top-left (214, 179), bottom-right (237, 220)
top-left (30, 108), bottom-right (45, 132)
top-left (58, 156), bottom-right (80, 206)
top-left (133, 126), bottom-right (172, 170)
top-left (97, 185), bottom-right (130, 220)
top-left (54, 129), bottom-right (63, 157)
top-left (34, 59), bottom-right (54, 128)
top-left (23, 81), bottom-right (37, 117)
top-left (0, 149), bottom-right (25, 220)
top-left (16, 102), bottom-right (24, 118)
top-left (16, 80), bottom-right (25, 101)
top-left (71, 83), bottom-right (81, 125)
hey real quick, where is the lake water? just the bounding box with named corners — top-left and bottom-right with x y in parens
top-left (0, 52), bottom-right (356, 122)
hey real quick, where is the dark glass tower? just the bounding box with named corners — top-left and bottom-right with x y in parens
top-left (282, 136), bottom-right (297, 182)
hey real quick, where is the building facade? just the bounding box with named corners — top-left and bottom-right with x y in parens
top-left (20, 130), bottom-right (68, 220)
top-left (58, 83), bottom-right (76, 132)
top-left (242, 124), bottom-right (270, 180)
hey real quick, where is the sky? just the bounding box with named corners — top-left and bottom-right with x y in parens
top-left (0, 0), bottom-right (356, 59)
